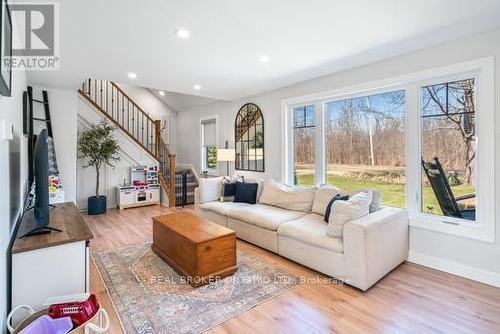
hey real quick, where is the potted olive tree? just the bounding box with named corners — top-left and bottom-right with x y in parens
top-left (78, 122), bottom-right (120, 215)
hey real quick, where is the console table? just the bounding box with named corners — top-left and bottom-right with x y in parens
top-left (11, 202), bottom-right (93, 314)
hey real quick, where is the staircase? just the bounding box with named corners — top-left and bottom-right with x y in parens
top-left (78, 79), bottom-right (177, 207)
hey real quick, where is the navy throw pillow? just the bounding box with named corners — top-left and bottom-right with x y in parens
top-left (324, 194), bottom-right (349, 222)
top-left (220, 182), bottom-right (237, 201)
top-left (233, 182), bottom-right (258, 204)
top-left (223, 182), bottom-right (237, 195)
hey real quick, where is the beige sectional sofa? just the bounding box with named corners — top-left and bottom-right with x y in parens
top-left (194, 180), bottom-right (408, 291)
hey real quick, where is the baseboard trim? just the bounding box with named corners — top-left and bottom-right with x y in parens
top-left (408, 251), bottom-right (500, 288)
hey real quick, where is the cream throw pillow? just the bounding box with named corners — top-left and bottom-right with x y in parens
top-left (346, 188), bottom-right (382, 212)
top-left (312, 184), bottom-right (340, 215)
top-left (259, 179), bottom-right (316, 212)
top-left (326, 190), bottom-right (372, 238)
top-left (198, 177), bottom-right (224, 203)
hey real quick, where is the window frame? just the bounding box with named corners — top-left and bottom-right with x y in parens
top-left (290, 103), bottom-right (320, 185)
top-left (199, 115), bottom-right (218, 175)
top-left (282, 57), bottom-right (494, 242)
top-left (409, 68), bottom-right (494, 241)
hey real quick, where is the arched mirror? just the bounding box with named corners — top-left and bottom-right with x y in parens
top-left (235, 103), bottom-right (264, 172)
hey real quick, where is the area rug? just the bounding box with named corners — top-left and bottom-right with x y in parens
top-left (93, 242), bottom-right (300, 334)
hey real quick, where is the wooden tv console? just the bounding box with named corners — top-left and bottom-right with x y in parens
top-left (10, 202), bottom-right (93, 312)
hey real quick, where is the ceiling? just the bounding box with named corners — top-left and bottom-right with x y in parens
top-left (147, 89), bottom-right (221, 112)
top-left (26, 0), bottom-right (500, 106)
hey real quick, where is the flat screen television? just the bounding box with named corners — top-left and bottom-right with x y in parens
top-left (20, 129), bottom-right (62, 237)
top-left (34, 129), bottom-right (49, 226)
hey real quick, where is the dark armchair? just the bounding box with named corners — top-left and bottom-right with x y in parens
top-left (421, 157), bottom-right (475, 221)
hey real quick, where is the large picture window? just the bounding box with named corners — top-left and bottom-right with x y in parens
top-left (325, 90), bottom-right (406, 208)
top-left (284, 58), bottom-right (494, 241)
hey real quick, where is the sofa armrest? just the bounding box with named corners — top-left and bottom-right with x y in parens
top-left (343, 207), bottom-right (408, 291)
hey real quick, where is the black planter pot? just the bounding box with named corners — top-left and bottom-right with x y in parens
top-left (88, 196), bottom-right (107, 215)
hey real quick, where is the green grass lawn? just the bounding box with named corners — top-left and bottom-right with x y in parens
top-left (296, 174), bottom-right (475, 213)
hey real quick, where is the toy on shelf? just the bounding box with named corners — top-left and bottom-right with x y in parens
top-left (48, 175), bottom-right (65, 204)
top-left (146, 165), bottom-right (159, 184)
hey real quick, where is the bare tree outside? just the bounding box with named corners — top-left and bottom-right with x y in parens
top-left (421, 78), bottom-right (476, 215)
top-left (421, 79), bottom-right (476, 186)
top-left (324, 91), bottom-right (406, 207)
top-left (325, 91), bottom-right (405, 167)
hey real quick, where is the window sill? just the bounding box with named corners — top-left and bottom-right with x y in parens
top-left (409, 214), bottom-right (495, 243)
top-left (201, 169), bottom-right (218, 177)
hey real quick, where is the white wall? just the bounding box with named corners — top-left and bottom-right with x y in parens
top-left (0, 51), bottom-right (27, 334)
top-left (32, 87), bottom-right (78, 203)
top-left (116, 83), bottom-right (177, 152)
top-left (176, 28), bottom-right (500, 284)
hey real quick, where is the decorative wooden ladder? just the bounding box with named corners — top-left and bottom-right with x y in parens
top-left (78, 79), bottom-right (177, 207)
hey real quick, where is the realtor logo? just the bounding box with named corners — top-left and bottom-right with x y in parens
top-left (9, 2), bottom-right (59, 70)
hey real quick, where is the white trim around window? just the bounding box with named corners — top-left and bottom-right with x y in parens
top-left (199, 114), bottom-right (219, 176)
top-left (282, 57), bottom-right (495, 243)
top-left (409, 60), bottom-right (495, 242)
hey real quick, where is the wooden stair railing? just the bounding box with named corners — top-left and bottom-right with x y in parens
top-left (78, 78), bottom-right (176, 207)
top-left (158, 138), bottom-right (177, 208)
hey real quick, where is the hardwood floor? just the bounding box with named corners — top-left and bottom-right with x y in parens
top-left (84, 206), bottom-right (500, 334)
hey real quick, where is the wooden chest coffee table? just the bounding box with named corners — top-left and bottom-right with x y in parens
top-left (152, 212), bottom-right (237, 287)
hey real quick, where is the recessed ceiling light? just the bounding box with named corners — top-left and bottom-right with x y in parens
top-left (128, 72), bottom-right (137, 79)
top-left (158, 90), bottom-right (165, 96)
top-left (193, 84), bottom-right (202, 90)
top-left (175, 29), bottom-right (190, 39)
top-left (259, 55), bottom-right (270, 63)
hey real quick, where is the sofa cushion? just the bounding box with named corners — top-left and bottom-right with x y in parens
top-left (258, 179), bottom-right (316, 212)
top-left (327, 190), bottom-right (372, 238)
top-left (198, 177), bottom-right (224, 203)
top-left (227, 204), bottom-right (306, 231)
top-left (278, 214), bottom-right (343, 253)
top-left (312, 184), bottom-right (340, 215)
top-left (199, 201), bottom-right (250, 216)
